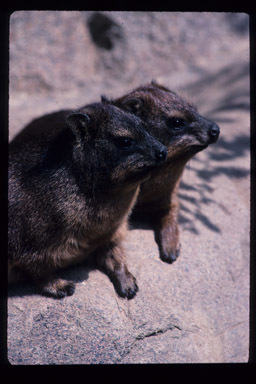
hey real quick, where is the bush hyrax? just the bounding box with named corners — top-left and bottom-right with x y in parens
top-left (8, 102), bottom-right (167, 298)
top-left (104, 82), bottom-right (220, 263)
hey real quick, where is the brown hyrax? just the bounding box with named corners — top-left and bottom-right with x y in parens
top-left (8, 102), bottom-right (167, 299)
top-left (103, 81), bottom-right (220, 263)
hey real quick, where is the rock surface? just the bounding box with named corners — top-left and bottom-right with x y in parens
top-left (8, 11), bottom-right (250, 364)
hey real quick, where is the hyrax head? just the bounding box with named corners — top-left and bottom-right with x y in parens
top-left (66, 102), bottom-right (167, 186)
top-left (104, 82), bottom-right (220, 161)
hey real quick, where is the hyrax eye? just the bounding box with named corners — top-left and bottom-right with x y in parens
top-left (115, 137), bottom-right (133, 149)
top-left (167, 117), bottom-right (185, 130)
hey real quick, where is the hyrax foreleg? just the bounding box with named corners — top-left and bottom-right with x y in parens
top-left (95, 235), bottom-right (138, 299)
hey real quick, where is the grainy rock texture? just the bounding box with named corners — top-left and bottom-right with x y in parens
top-left (8, 11), bottom-right (250, 364)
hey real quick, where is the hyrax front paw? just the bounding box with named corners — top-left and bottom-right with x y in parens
top-left (114, 271), bottom-right (139, 300)
top-left (40, 278), bottom-right (75, 299)
top-left (160, 247), bottom-right (180, 264)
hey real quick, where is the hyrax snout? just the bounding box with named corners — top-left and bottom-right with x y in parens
top-left (8, 102), bottom-right (167, 299)
top-left (104, 81), bottom-right (220, 264)
top-left (183, 114), bottom-right (220, 148)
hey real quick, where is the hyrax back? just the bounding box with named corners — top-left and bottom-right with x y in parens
top-left (8, 102), bottom-right (167, 299)
top-left (105, 82), bottom-right (220, 264)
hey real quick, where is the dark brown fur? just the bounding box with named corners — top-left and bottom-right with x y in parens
top-left (105, 82), bottom-right (220, 263)
top-left (8, 102), bottom-right (167, 298)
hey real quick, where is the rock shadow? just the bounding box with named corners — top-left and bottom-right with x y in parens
top-left (8, 259), bottom-right (94, 299)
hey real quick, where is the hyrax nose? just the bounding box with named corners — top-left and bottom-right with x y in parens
top-left (155, 147), bottom-right (167, 163)
top-left (209, 123), bottom-right (220, 141)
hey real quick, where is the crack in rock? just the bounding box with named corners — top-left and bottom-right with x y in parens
top-left (116, 324), bottom-right (182, 362)
top-left (135, 324), bottom-right (182, 341)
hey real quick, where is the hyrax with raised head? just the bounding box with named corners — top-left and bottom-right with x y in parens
top-left (104, 82), bottom-right (220, 263)
top-left (8, 102), bottom-right (167, 299)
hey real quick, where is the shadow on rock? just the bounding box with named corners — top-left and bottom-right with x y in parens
top-left (8, 260), bottom-right (93, 298)
top-left (186, 61), bottom-right (250, 127)
top-left (207, 134), bottom-right (250, 162)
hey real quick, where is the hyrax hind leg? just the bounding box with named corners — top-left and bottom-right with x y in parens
top-left (9, 255), bottom-right (76, 299)
top-left (38, 276), bottom-right (75, 299)
top-left (95, 239), bottom-right (138, 300)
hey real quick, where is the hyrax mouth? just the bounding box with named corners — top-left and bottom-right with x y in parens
top-left (129, 153), bottom-right (168, 182)
top-left (164, 137), bottom-right (211, 162)
top-left (111, 160), bottom-right (158, 184)
top-left (189, 143), bottom-right (209, 154)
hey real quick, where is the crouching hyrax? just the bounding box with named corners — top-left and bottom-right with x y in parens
top-left (8, 102), bottom-right (167, 299)
top-left (104, 81), bottom-right (220, 263)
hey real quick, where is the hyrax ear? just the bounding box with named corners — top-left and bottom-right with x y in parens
top-left (66, 113), bottom-right (91, 141)
top-left (101, 94), bottom-right (111, 103)
top-left (120, 98), bottom-right (143, 114)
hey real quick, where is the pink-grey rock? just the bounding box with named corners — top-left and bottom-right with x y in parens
top-left (8, 11), bottom-right (250, 364)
